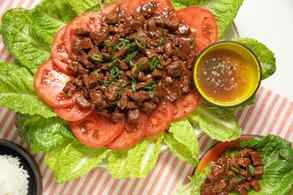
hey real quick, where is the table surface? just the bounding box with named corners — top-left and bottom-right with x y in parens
top-left (235, 0), bottom-right (293, 100)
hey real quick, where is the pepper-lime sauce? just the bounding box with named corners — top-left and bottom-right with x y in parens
top-left (196, 49), bottom-right (260, 104)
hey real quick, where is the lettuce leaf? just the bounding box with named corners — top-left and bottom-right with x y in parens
top-left (164, 120), bottom-right (199, 165)
top-left (34, 0), bottom-right (77, 22)
top-left (178, 135), bottom-right (293, 195)
top-left (177, 166), bottom-right (211, 195)
top-left (0, 62), bottom-right (55, 118)
top-left (172, 0), bottom-right (244, 38)
top-left (235, 38), bottom-right (276, 79)
top-left (240, 135), bottom-right (293, 195)
top-left (1, 9), bottom-right (50, 72)
top-left (16, 114), bottom-right (72, 153)
top-left (46, 142), bottom-right (109, 183)
top-left (189, 103), bottom-right (241, 141)
top-left (107, 136), bottom-right (162, 178)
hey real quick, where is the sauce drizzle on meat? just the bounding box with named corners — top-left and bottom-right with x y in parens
top-left (201, 148), bottom-right (263, 195)
top-left (63, 1), bottom-right (196, 123)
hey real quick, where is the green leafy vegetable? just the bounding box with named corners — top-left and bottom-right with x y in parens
top-left (189, 103), bottom-right (241, 141)
top-left (240, 135), bottom-right (293, 195)
top-left (16, 114), bottom-right (72, 152)
top-left (164, 120), bottom-right (199, 165)
top-left (107, 137), bottom-right (162, 178)
top-left (30, 10), bottom-right (64, 47)
top-left (236, 38), bottom-right (276, 79)
top-left (0, 62), bottom-right (55, 118)
top-left (46, 141), bottom-right (109, 183)
top-left (1, 9), bottom-right (50, 72)
top-left (178, 135), bottom-right (293, 195)
top-left (34, 0), bottom-right (77, 22)
top-left (177, 166), bottom-right (211, 195)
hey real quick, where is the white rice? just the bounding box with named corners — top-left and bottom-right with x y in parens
top-left (0, 155), bottom-right (29, 195)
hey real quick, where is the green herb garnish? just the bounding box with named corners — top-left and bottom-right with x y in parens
top-left (143, 80), bottom-right (156, 91)
top-left (131, 78), bottom-right (137, 92)
top-left (150, 57), bottom-right (161, 71)
top-left (124, 51), bottom-right (138, 66)
top-left (89, 53), bottom-right (103, 63)
top-left (110, 65), bottom-right (120, 80)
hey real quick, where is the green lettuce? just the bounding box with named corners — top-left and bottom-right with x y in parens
top-left (16, 114), bottom-right (72, 152)
top-left (189, 103), bottom-right (241, 141)
top-left (177, 166), bottom-right (211, 195)
top-left (172, 0), bottom-right (244, 38)
top-left (164, 120), bottom-right (200, 165)
top-left (46, 142), bottom-right (109, 183)
top-left (236, 38), bottom-right (276, 79)
top-left (0, 62), bottom-right (55, 118)
top-left (240, 135), bottom-right (293, 195)
top-left (107, 136), bottom-right (162, 178)
top-left (178, 135), bottom-right (293, 195)
top-left (1, 9), bottom-right (50, 72)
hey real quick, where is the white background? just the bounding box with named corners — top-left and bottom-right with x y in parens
top-left (235, 0), bottom-right (293, 99)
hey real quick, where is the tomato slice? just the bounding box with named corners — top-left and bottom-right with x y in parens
top-left (173, 91), bottom-right (200, 120)
top-left (64, 12), bottom-right (102, 57)
top-left (107, 113), bottom-right (147, 150)
top-left (197, 136), bottom-right (253, 172)
top-left (123, 0), bottom-right (174, 14)
top-left (54, 104), bottom-right (93, 122)
top-left (51, 27), bottom-right (74, 75)
top-left (144, 102), bottom-right (175, 138)
top-left (34, 60), bottom-right (75, 108)
top-left (70, 113), bottom-right (125, 148)
top-left (176, 7), bottom-right (218, 53)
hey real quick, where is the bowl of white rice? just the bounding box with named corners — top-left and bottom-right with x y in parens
top-left (0, 139), bottom-right (42, 195)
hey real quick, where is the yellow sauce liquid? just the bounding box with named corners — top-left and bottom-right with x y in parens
top-left (196, 49), bottom-right (259, 104)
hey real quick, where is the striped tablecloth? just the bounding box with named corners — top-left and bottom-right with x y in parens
top-left (0, 0), bottom-right (292, 194)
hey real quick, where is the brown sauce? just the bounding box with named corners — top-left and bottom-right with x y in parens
top-left (197, 49), bottom-right (259, 104)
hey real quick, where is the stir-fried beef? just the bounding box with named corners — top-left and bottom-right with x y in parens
top-left (64, 1), bottom-right (196, 123)
top-left (201, 148), bottom-right (263, 195)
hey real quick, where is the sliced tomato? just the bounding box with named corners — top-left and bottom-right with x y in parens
top-left (197, 136), bottom-right (253, 172)
top-left (34, 60), bottom-right (75, 108)
top-left (123, 0), bottom-right (174, 14)
top-left (176, 7), bottom-right (218, 53)
top-left (144, 102), bottom-right (175, 138)
top-left (54, 104), bottom-right (93, 122)
top-left (70, 113), bottom-right (124, 148)
top-left (107, 114), bottom-right (148, 150)
top-left (51, 27), bottom-right (74, 75)
top-left (173, 91), bottom-right (200, 120)
top-left (64, 12), bottom-right (102, 57)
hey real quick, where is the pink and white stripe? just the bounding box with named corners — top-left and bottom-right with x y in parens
top-left (0, 0), bottom-right (292, 194)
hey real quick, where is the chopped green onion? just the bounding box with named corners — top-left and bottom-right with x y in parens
top-left (143, 80), bottom-right (156, 91)
top-left (89, 53), bottom-right (103, 63)
top-left (248, 165), bottom-right (255, 176)
top-left (110, 65), bottom-right (120, 80)
top-left (150, 57), bottom-right (161, 71)
top-left (131, 78), bottom-right (137, 92)
top-left (124, 51), bottom-right (138, 66)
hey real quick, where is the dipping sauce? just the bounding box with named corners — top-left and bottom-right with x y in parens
top-left (194, 41), bottom-right (261, 106)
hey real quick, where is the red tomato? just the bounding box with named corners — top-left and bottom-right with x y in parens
top-left (54, 104), bottom-right (93, 122)
top-left (176, 7), bottom-right (218, 53)
top-left (34, 60), bottom-right (75, 108)
top-left (51, 27), bottom-right (74, 75)
top-left (64, 12), bottom-right (102, 57)
top-left (107, 114), bottom-right (148, 150)
top-left (144, 102), bottom-right (175, 138)
top-left (123, 0), bottom-right (174, 14)
top-left (197, 136), bottom-right (253, 172)
top-left (173, 91), bottom-right (200, 120)
top-left (70, 113), bottom-right (125, 148)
